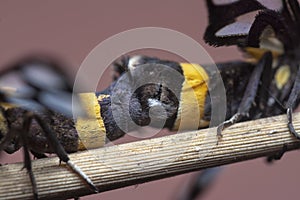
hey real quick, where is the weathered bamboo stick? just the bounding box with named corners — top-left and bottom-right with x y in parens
top-left (1, 113), bottom-right (300, 200)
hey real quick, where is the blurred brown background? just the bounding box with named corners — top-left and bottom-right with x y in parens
top-left (0, 1), bottom-right (299, 200)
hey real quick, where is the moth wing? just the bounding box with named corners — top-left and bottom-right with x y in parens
top-left (204, 0), bottom-right (283, 46)
top-left (0, 57), bottom-right (83, 117)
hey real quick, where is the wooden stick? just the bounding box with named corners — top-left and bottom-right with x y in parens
top-left (1, 113), bottom-right (300, 200)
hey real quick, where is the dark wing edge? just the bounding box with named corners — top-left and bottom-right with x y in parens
top-left (204, 0), bottom-right (267, 46)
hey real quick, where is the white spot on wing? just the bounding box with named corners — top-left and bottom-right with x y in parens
top-left (216, 22), bottom-right (252, 37)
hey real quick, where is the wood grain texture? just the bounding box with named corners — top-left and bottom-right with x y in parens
top-left (1, 113), bottom-right (300, 200)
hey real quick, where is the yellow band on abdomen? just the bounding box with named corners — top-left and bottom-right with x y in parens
top-left (76, 93), bottom-right (106, 150)
top-left (173, 63), bottom-right (210, 130)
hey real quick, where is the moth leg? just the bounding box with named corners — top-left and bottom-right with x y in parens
top-left (23, 112), bottom-right (99, 197)
top-left (30, 150), bottom-right (47, 159)
top-left (23, 145), bottom-right (39, 200)
top-left (268, 70), bottom-right (300, 162)
top-left (19, 115), bottom-right (39, 200)
top-left (176, 167), bottom-right (222, 200)
top-left (0, 130), bottom-right (14, 152)
top-left (217, 52), bottom-right (273, 137)
top-left (266, 144), bottom-right (288, 163)
top-left (286, 65), bottom-right (300, 139)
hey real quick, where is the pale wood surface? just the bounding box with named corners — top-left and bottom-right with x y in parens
top-left (1, 113), bottom-right (300, 200)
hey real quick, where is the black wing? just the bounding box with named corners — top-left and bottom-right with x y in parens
top-left (246, 0), bottom-right (300, 53)
top-left (0, 56), bottom-right (83, 117)
top-left (204, 0), bottom-right (283, 47)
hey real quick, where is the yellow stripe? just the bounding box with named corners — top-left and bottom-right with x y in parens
top-left (275, 65), bottom-right (291, 90)
top-left (173, 63), bottom-right (210, 130)
top-left (76, 93), bottom-right (106, 150)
